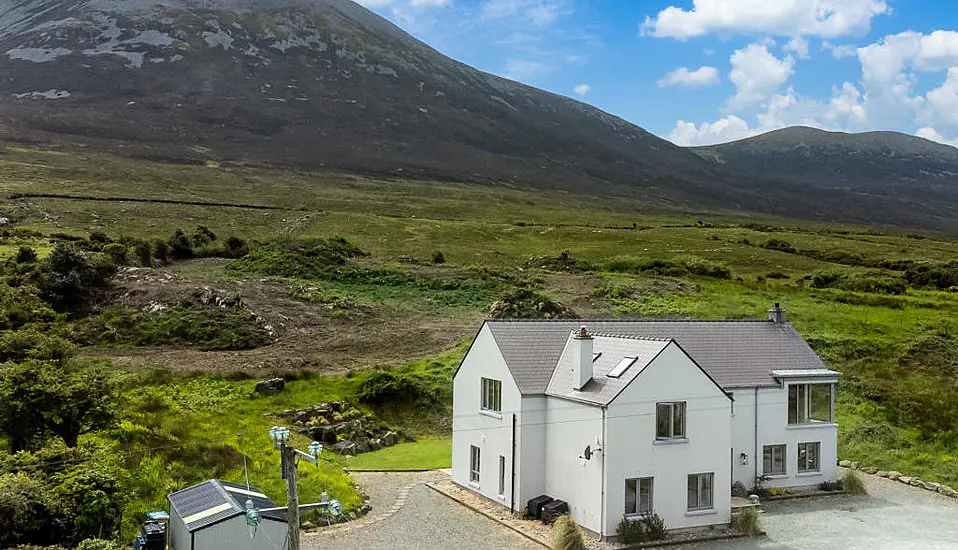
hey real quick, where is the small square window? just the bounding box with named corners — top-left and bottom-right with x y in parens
top-left (656, 402), bottom-right (686, 439)
top-left (687, 473), bottom-right (714, 511)
top-left (481, 378), bottom-right (502, 413)
top-left (625, 477), bottom-right (653, 515)
top-left (798, 442), bottom-right (820, 472)
top-left (763, 445), bottom-right (786, 476)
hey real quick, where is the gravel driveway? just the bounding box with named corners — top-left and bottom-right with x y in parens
top-left (689, 472), bottom-right (958, 550)
top-left (304, 471), bottom-right (542, 550)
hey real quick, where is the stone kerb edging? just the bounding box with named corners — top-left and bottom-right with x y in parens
top-left (838, 459), bottom-right (958, 499)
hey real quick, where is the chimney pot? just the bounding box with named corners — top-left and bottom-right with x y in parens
top-left (768, 303), bottom-right (786, 324)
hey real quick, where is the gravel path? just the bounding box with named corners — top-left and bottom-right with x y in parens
top-left (303, 471), bottom-right (542, 550)
top-left (687, 472), bottom-right (958, 549)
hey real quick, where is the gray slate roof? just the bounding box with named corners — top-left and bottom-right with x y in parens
top-left (168, 480), bottom-right (285, 532)
top-left (546, 335), bottom-right (673, 405)
top-left (486, 319), bottom-right (829, 394)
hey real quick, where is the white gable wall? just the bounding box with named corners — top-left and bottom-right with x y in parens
top-left (192, 517), bottom-right (287, 550)
top-left (604, 343), bottom-right (732, 534)
top-left (518, 395), bottom-right (547, 504)
top-left (452, 324), bottom-right (522, 506)
top-left (730, 381), bottom-right (838, 490)
top-left (543, 397), bottom-right (604, 534)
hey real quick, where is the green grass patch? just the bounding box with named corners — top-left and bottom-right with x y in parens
top-left (346, 437), bottom-right (451, 470)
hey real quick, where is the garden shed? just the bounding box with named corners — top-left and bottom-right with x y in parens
top-left (168, 480), bottom-right (287, 550)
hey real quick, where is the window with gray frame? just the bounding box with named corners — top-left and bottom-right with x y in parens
top-left (470, 445), bottom-right (481, 483)
top-left (798, 442), bottom-right (820, 472)
top-left (687, 473), bottom-right (714, 511)
top-left (481, 378), bottom-right (502, 413)
top-left (763, 444), bottom-right (786, 475)
top-left (656, 401), bottom-right (686, 439)
top-left (788, 384), bottom-right (832, 424)
top-left (625, 477), bottom-right (653, 516)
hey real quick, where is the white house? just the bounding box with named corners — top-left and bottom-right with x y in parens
top-left (451, 305), bottom-right (839, 538)
top-left (168, 480), bottom-right (288, 550)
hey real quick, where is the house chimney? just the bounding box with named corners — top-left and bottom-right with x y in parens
top-left (768, 303), bottom-right (786, 324)
top-left (571, 326), bottom-right (594, 390)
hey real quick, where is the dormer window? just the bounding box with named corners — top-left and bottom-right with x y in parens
top-left (788, 384), bottom-right (833, 424)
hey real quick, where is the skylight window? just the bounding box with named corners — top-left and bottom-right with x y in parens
top-left (592, 353), bottom-right (602, 362)
top-left (607, 356), bottom-right (638, 378)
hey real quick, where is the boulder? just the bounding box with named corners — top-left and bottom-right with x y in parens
top-left (330, 441), bottom-right (357, 456)
top-left (354, 437), bottom-right (372, 454)
top-left (731, 481), bottom-right (748, 498)
top-left (382, 431), bottom-right (398, 447)
top-left (308, 425), bottom-right (339, 444)
top-left (909, 478), bottom-right (924, 487)
top-left (850, 462), bottom-right (861, 470)
top-left (923, 482), bottom-right (940, 492)
top-left (887, 471), bottom-right (902, 481)
top-left (369, 438), bottom-right (383, 452)
top-left (876, 471), bottom-right (889, 478)
top-left (839, 460), bottom-right (852, 468)
top-left (862, 467), bottom-right (879, 475)
top-left (254, 378), bottom-right (285, 395)
top-left (939, 486), bottom-right (958, 498)
top-left (899, 476), bottom-right (914, 484)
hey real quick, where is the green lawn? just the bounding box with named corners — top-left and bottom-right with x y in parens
top-left (346, 437), bottom-right (452, 470)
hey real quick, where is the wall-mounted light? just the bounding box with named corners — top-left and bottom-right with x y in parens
top-left (740, 452), bottom-right (749, 466)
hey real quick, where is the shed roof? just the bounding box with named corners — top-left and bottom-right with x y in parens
top-left (168, 480), bottom-right (285, 532)
top-left (485, 319), bottom-right (831, 394)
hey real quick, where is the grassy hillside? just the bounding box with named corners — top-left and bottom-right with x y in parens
top-left (2, 146), bottom-right (958, 546)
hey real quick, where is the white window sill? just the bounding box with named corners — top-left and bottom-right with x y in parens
top-left (796, 471), bottom-right (821, 477)
top-left (685, 509), bottom-right (716, 517)
top-left (763, 473), bottom-right (787, 479)
top-left (653, 437), bottom-right (689, 445)
top-left (624, 512), bottom-right (652, 520)
top-left (479, 410), bottom-right (503, 420)
top-left (786, 422), bottom-right (837, 430)
top-left (468, 481), bottom-right (480, 489)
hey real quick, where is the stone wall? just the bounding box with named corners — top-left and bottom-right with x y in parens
top-left (838, 459), bottom-right (958, 499)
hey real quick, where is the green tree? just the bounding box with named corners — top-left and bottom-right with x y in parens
top-left (0, 360), bottom-right (115, 451)
top-left (152, 239), bottom-right (170, 264)
top-left (168, 229), bottom-right (194, 260)
top-left (14, 246), bottom-right (37, 264)
top-left (133, 240), bottom-right (153, 267)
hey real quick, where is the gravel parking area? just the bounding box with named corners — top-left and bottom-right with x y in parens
top-left (304, 471), bottom-right (542, 550)
top-left (687, 472), bottom-right (958, 550)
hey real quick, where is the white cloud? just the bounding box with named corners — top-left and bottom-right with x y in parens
top-left (502, 59), bottom-right (555, 80)
top-left (573, 84), bottom-right (592, 96)
top-left (925, 67), bottom-right (958, 127)
top-left (658, 66), bottom-right (720, 88)
top-left (728, 44), bottom-right (795, 108)
top-left (483, 0), bottom-right (572, 27)
top-left (916, 127), bottom-right (958, 148)
top-left (822, 42), bottom-right (858, 58)
top-left (670, 116), bottom-right (755, 146)
top-left (642, 0), bottom-right (889, 40)
top-left (784, 37), bottom-right (810, 58)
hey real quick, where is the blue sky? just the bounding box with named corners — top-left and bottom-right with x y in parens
top-left (355, 0), bottom-right (958, 147)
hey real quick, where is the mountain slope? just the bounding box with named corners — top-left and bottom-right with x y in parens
top-left (692, 127), bottom-right (958, 231)
top-left (0, 0), bottom-right (727, 204)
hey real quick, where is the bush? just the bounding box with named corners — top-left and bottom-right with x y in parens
top-left (33, 243), bottom-right (116, 313)
top-left (359, 370), bottom-right (445, 408)
top-left (76, 540), bottom-right (121, 550)
top-left (0, 472), bottom-right (63, 547)
top-left (132, 240), bottom-right (153, 267)
top-left (54, 461), bottom-right (127, 543)
top-left (223, 236), bottom-right (249, 258)
top-left (432, 251), bottom-right (446, 264)
top-left (152, 240), bottom-right (170, 264)
top-left (488, 288), bottom-right (576, 319)
top-left (168, 230), bottom-right (194, 260)
top-left (842, 469), bottom-right (868, 495)
top-left (617, 517), bottom-right (645, 544)
top-left (640, 512), bottom-right (666, 541)
top-left (551, 515), bottom-right (585, 550)
top-left (0, 330), bottom-right (75, 364)
top-left (762, 239), bottom-right (797, 254)
top-left (15, 246), bottom-right (38, 264)
top-left (733, 507), bottom-right (761, 536)
top-left (102, 243), bottom-right (128, 266)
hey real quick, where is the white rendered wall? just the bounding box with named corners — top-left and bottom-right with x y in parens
top-left (604, 343), bottom-right (732, 534)
top-left (518, 395), bottom-right (547, 506)
top-left (543, 397), bottom-right (604, 535)
top-left (729, 381), bottom-right (838, 490)
top-left (168, 509), bottom-right (189, 550)
top-left (452, 324), bottom-right (522, 506)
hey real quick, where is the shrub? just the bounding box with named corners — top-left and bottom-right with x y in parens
top-left (616, 517), bottom-right (645, 544)
top-left (432, 251), bottom-right (446, 264)
top-left (223, 236), bottom-right (249, 258)
top-left (132, 240), bottom-right (153, 267)
top-left (682, 257), bottom-right (731, 279)
top-left (640, 512), bottom-right (666, 541)
top-left (168, 230), bottom-right (194, 260)
top-left (842, 469), bottom-right (868, 495)
top-left (76, 540), bottom-right (121, 550)
top-left (33, 243), bottom-right (116, 313)
top-left (15, 246), bottom-right (37, 264)
top-left (765, 271), bottom-right (789, 279)
top-left (54, 460), bottom-right (127, 544)
top-left (762, 238), bottom-right (797, 254)
top-left (102, 243), bottom-right (128, 266)
top-left (0, 330), bottom-right (75, 364)
top-left (819, 480), bottom-right (843, 491)
top-left (551, 515), bottom-right (585, 550)
top-left (0, 472), bottom-right (63, 547)
top-left (152, 240), bottom-right (170, 263)
top-left (488, 288), bottom-right (576, 319)
top-left (733, 507), bottom-right (761, 536)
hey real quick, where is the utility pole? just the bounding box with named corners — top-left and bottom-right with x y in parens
top-left (283, 443), bottom-right (300, 550)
